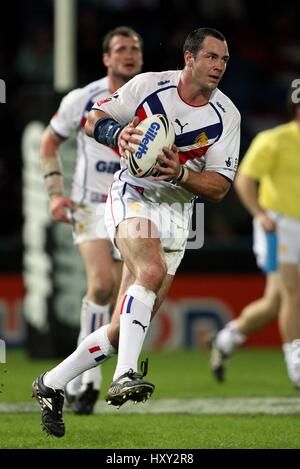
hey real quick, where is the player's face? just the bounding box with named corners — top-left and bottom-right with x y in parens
top-left (190, 36), bottom-right (229, 92)
top-left (104, 35), bottom-right (143, 81)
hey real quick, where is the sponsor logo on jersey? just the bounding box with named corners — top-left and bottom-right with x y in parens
top-left (129, 202), bottom-right (143, 212)
top-left (90, 192), bottom-right (108, 203)
top-left (157, 80), bottom-right (170, 86)
top-left (194, 132), bottom-right (208, 147)
top-left (216, 101), bottom-right (226, 112)
top-left (135, 122), bottom-right (160, 159)
top-left (225, 157), bottom-right (232, 167)
top-left (96, 97), bottom-right (112, 107)
top-left (95, 161), bottom-right (120, 174)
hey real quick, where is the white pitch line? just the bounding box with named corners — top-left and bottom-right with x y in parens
top-left (1, 397), bottom-right (300, 415)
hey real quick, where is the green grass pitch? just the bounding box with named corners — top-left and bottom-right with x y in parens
top-left (0, 348), bottom-right (300, 449)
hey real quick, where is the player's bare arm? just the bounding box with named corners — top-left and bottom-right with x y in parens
top-left (235, 173), bottom-right (276, 232)
top-left (85, 109), bottom-right (143, 157)
top-left (154, 145), bottom-right (231, 202)
top-left (40, 126), bottom-right (75, 223)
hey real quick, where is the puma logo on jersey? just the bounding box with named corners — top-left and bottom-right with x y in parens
top-left (132, 320), bottom-right (147, 332)
top-left (174, 118), bottom-right (189, 133)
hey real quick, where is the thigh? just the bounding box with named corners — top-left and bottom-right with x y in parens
top-left (279, 263), bottom-right (300, 292)
top-left (79, 239), bottom-right (114, 282)
top-left (116, 217), bottom-right (166, 277)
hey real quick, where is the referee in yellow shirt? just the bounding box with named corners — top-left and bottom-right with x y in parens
top-left (210, 94), bottom-right (300, 388)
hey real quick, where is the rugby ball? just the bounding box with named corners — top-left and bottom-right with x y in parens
top-left (125, 114), bottom-right (175, 178)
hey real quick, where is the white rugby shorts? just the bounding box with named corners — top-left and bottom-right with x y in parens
top-left (71, 201), bottom-right (120, 260)
top-left (105, 180), bottom-right (190, 275)
top-left (253, 210), bottom-right (300, 270)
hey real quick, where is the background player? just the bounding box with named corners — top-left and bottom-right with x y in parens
top-left (39, 26), bottom-right (143, 414)
top-left (210, 95), bottom-right (300, 389)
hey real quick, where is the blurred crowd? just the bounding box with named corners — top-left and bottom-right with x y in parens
top-left (1, 0), bottom-right (300, 269)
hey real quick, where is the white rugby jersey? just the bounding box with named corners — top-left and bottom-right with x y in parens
top-left (50, 77), bottom-right (120, 203)
top-left (93, 70), bottom-right (240, 225)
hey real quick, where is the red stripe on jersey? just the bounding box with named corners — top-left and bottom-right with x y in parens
top-left (109, 182), bottom-right (117, 228)
top-left (120, 294), bottom-right (127, 315)
top-left (112, 146), bottom-right (121, 157)
top-left (179, 144), bottom-right (212, 164)
top-left (136, 107), bottom-right (147, 122)
top-left (89, 345), bottom-right (101, 354)
top-left (81, 116), bottom-right (87, 128)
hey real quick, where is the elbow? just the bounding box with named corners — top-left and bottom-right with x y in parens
top-left (84, 117), bottom-right (93, 137)
top-left (207, 187), bottom-right (230, 203)
top-left (208, 193), bottom-right (225, 203)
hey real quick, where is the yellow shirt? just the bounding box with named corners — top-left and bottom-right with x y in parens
top-left (239, 121), bottom-right (300, 220)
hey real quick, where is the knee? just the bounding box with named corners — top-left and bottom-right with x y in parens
top-left (265, 293), bottom-right (281, 315)
top-left (138, 260), bottom-right (167, 292)
top-left (88, 280), bottom-right (114, 305)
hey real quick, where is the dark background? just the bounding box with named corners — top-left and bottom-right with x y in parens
top-left (1, 0), bottom-right (300, 274)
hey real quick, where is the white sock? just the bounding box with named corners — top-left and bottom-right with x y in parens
top-left (66, 298), bottom-right (110, 394)
top-left (283, 340), bottom-right (300, 386)
top-left (113, 284), bottom-right (156, 381)
top-left (216, 320), bottom-right (246, 355)
top-left (44, 324), bottom-right (116, 390)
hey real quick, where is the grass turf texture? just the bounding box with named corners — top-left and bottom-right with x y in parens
top-left (0, 349), bottom-right (300, 448)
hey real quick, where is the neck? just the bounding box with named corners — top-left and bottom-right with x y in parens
top-left (178, 69), bottom-right (211, 106)
top-left (108, 74), bottom-right (127, 94)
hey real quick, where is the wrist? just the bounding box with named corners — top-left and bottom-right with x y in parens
top-left (176, 165), bottom-right (189, 184)
top-left (93, 117), bottom-right (125, 147)
top-left (41, 155), bottom-right (64, 198)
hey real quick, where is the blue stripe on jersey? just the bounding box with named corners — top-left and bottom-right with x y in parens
top-left (126, 296), bottom-right (134, 314)
top-left (94, 354), bottom-right (106, 363)
top-left (209, 102), bottom-right (223, 142)
top-left (91, 313), bottom-right (96, 332)
top-left (85, 99), bottom-right (95, 112)
top-left (135, 85), bottom-right (176, 116)
top-left (175, 122), bottom-right (222, 147)
top-left (78, 130), bottom-right (88, 203)
top-left (122, 182), bottom-right (127, 196)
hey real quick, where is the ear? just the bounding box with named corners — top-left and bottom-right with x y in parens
top-left (103, 53), bottom-right (110, 67)
top-left (184, 51), bottom-right (193, 68)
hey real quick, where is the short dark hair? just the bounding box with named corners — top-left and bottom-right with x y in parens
top-left (102, 26), bottom-right (143, 54)
top-left (183, 27), bottom-right (226, 57)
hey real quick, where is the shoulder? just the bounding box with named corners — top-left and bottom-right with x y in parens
top-left (267, 122), bottom-right (293, 139)
top-left (210, 89), bottom-right (241, 124)
top-left (61, 77), bottom-right (108, 108)
top-left (125, 70), bottom-right (180, 90)
top-left (253, 124), bottom-right (287, 146)
top-left (83, 77), bottom-right (109, 96)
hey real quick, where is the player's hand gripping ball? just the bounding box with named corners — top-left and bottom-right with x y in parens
top-left (125, 114), bottom-right (175, 177)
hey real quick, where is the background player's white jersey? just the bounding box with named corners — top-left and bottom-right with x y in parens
top-left (50, 77), bottom-right (120, 204)
top-left (93, 70), bottom-right (241, 213)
